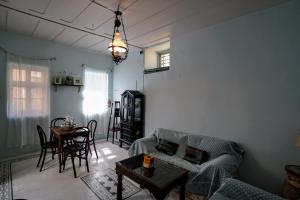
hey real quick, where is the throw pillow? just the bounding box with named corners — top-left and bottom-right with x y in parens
top-left (155, 139), bottom-right (179, 156)
top-left (183, 146), bottom-right (207, 164)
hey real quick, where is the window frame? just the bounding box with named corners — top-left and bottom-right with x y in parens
top-left (144, 49), bottom-right (170, 74)
top-left (8, 63), bottom-right (49, 118)
top-left (159, 50), bottom-right (170, 68)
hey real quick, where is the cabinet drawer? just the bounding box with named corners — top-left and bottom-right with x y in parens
top-left (121, 131), bottom-right (130, 137)
top-left (121, 123), bottom-right (132, 129)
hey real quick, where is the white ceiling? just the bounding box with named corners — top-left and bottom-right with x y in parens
top-left (0, 0), bottom-right (289, 54)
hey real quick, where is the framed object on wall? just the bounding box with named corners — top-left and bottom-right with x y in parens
top-left (74, 77), bottom-right (83, 85)
top-left (54, 76), bottom-right (62, 84)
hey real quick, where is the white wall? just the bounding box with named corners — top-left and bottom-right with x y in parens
top-left (113, 0), bottom-right (300, 194)
top-left (113, 49), bottom-right (144, 101)
top-left (144, 48), bottom-right (157, 69)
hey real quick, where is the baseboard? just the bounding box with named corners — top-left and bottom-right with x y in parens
top-left (0, 139), bottom-right (109, 163)
top-left (0, 151), bottom-right (40, 163)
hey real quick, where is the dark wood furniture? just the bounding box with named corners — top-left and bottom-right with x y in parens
top-left (51, 126), bottom-right (82, 173)
top-left (119, 90), bottom-right (144, 147)
top-left (62, 127), bottom-right (90, 178)
top-left (50, 117), bottom-right (66, 127)
top-left (87, 120), bottom-right (98, 158)
top-left (283, 165), bottom-right (300, 199)
top-left (36, 125), bottom-right (58, 172)
top-left (116, 154), bottom-right (188, 200)
top-left (53, 83), bottom-right (83, 93)
top-left (50, 117), bottom-right (65, 157)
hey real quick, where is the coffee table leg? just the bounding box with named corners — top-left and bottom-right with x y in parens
top-left (180, 181), bottom-right (186, 200)
top-left (117, 173), bottom-right (123, 200)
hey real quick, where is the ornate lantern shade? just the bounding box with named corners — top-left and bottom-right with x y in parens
top-left (108, 10), bottom-right (128, 65)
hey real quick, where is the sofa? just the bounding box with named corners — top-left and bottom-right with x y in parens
top-left (128, 128), bottom-right (245, 197)
top-left (209, 178), bottom-right (284, 200)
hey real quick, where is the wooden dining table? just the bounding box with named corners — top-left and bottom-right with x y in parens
top-left (50, 126), bottom-right (81, 173)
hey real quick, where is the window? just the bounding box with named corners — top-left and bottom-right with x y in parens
top-left (144, 41), bottom-right (170, 74)
top-left (160, 52), bottom-right (170, 68)
top-left (82, 70), bottom-right (108, 115)
top-left (7, 63), bottom-right (49, 118)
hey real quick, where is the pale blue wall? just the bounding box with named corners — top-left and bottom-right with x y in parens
top-left (0, 31), bottom-right (113, 158)
top-left (113, 49), bottom-right (144, 101)
top-left (114, 0), bottom-right (300, 194)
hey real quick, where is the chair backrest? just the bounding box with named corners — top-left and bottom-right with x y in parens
top-left (50, 117), bottom-right (66, 127)
top-left (37, 125), bottom-right (47, 148)
top-left (87, 120), bottom-right (97, 140)
top-left (69, 127), bottom-right (90, 152)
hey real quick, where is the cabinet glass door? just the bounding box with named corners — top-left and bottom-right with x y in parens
top-left (134, 98), bottom-right (141, 121)
top-left (123, 95), bottom-right (128, 121)
top-left (127, 95), bottom-right (132, 122)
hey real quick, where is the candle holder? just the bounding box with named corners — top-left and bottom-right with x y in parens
top-left (143, 155), bottom-right (154, 169)
top-left (143, 155), bottom-right (155, 177)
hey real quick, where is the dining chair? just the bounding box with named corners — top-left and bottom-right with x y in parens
top-left (62, 127), bottom-right (90, 178)
top-left (49, 117), bottom-right (65, 159)
top-left (36, 125), bottom-right (58, 172)
top-left (87, 120), bottom-right (98, 159)
top-left (50, 117), bottom-right (66, 127)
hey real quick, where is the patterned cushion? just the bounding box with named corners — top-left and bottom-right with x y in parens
top-left (183, 146), bottom-right (207, 164)
top-left (155, 139), bottom-right (179, 156)
top-left (154, 128), bottom-right (189, 157)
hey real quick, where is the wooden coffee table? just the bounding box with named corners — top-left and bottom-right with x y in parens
top-left (116, 154), bottom-right (189, 200)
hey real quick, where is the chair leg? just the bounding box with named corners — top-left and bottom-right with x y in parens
top-left (93, 141), bottom-right (98, 159)
top-left (112, 130), bottom-right (115, 144)
top-left (37, 148), bottom-right (43, 167)
top-left (40, 148), bottom-right (47, 172)
top-left (51, 147), bottom-right (55, 160)
top-left (85, 158), bottom-right (89, 173)
top-left (63, 160), bottom-right (66, 170)
top-left (70, 153), bottom-right (77, 178)
top-left (85, 152), bottom-right (89, 173)
top-left (106, 131), bottom-right (109, 142)
top-left (63, 152), bottom-right (67, 170)
top-left (79, 150), bottom-right (81, 166)
top-left (89, 146), bottom-right (92, 155)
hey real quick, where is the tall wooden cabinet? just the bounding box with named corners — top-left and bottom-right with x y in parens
top-left (119, 90), bottom-right (145, 147)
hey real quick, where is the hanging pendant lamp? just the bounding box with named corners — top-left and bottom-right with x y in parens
top-left (108, 9), bottom-right (128, 65)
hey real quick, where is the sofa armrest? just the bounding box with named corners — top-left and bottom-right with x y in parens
top-left (202, 154), bottom-right (239, 175)
top-left (210, 178), bottom-right (284, 200)
top-left (128, 136), bottom-right (158, 157)
top-left (186, 154), bottom-right (240, 197)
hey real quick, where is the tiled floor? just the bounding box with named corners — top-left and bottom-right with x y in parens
top-left (11, 141), bottom-right (184, 200)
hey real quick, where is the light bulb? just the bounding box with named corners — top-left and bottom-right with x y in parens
top-left (108, 31), bottom-right (127, 53)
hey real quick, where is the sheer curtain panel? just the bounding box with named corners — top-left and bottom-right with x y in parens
top-left (82, 68), bottom-right (108, 136)
top-left (6, 54), bottom-right (50, 147)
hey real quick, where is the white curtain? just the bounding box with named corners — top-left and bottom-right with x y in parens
top-left (6, 54), bottom-right (50, 147)
top-left (82, 68), bottom-right (109, 136)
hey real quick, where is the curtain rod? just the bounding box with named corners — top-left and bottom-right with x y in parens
top-left (0, 3), bottom-right (143, 49)
top-left (0, 46), bottom-right (56, 61)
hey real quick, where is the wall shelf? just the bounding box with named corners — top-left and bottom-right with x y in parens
top-left (52, 83), bottom-right (84, 93)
